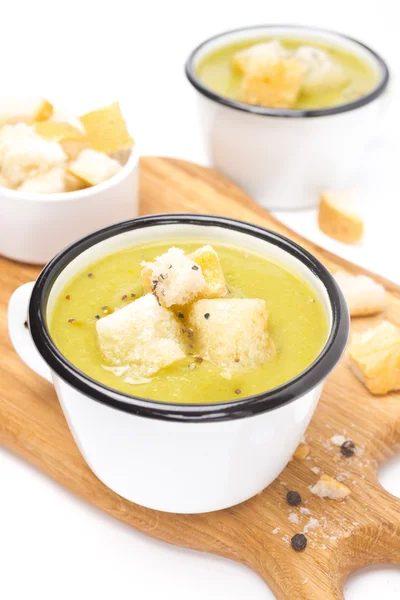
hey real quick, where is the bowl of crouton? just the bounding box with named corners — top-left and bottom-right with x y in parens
top-left (185, 25), bottom-right (389, 210)
top-left (0, 97), bottom-right (138, 264)
top-left (8, 214), bottom-right (349, 513)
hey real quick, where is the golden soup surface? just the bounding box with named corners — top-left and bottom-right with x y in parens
top-left (196, 37), bottom-right (378, 110)
top-left (49, 241), bottom-right (329, 404)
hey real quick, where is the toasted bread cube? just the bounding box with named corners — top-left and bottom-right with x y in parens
top-left (188, 298), bottom-right (275, 372)
top-left (96, 293), bottom-right (186, 378)
top-left (141, 247), bottom-right (206, 307)
top-left (293, 443), bottom-right (310, 460)
top-left (0, 97), bottom-right (53, 126)
top-left (190, 245), bottom-right (227, 299)
top-left (349, 321), bottom-right (400, 395)
top-left (310, 475), bottom-right (351, 500)
top-left (0, 172), bottom-right (15, 189)
top-left (34, 99), bottom-right (54, 122)
top-left (80, 102), bottom-right (134, 154)
top-left (19, 167), bottom-right (66, 193)
top-left (68, 148), bottom-right (121, 186)
top-left (237, 58), bottom-right (305, 109)
top-left (334, 271), bottom-right (386, 317)
top-left (65, 171), bottom-right (87, 192)
top-left (34, 121), bottom-right (91, 159)
top-left (318, 191), bottom-right (364, 245)
top-left (295, 46), bottom-right (348, 94)
top-left (34, 121), bottom-right (83, 141)
top-left (233, 40), bottom-right (289, 76)
top-left (0, 123), bottom-right (67, 185)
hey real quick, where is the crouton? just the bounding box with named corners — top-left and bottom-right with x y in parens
top-left (0, 97), bottom-right (53, 126)
top-left (0, 173), bottom-right (15, 189)
top-left (65, 171), bottom-right (87, 192)
top-left (188, 298), bottom-right (275, 372)
top-left (349, 321), bottom-right (400, 395)
top-left (310, 474), bottom-right (351, 500)
top-left (233, 40), bottom-right (289, 76)
top-left (334, 271), bottom-right (386, 317)
top-left (236, 58), bottom-right (305, 109)
top-left (34, 99), bottom-right (54, 122)
top-left (0, 123), bottom-right (67, 186)
top-left (19, 167), bottom-right (66, 193)
top-left (295, 46), bottom-right (348, 94)
top-left (96, 293), bottom-right (186, 379)
top-left (190, 245), bottom-right (227, 299)
top-left (67, 149), bottom-right (121, 186)
top-left (80, 102), bottom-right (134, 154)
top-left (293, 443), bottom-right (310, 460)
top-left (318, 191), bottom-right (364, 244)
top-left (34, 121), bottom-right (91, 159)
top-left (141, 247), bottom-right (206, 307)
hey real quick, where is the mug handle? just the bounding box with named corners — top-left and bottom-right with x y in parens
top-left (8, 282), bottom-right (52, 384)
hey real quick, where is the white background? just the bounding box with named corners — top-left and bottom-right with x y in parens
top-left (1, 1), bottom-right (399, 598)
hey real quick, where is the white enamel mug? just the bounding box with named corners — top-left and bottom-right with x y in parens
top-left (0, 145), bottom-right (139, 265)
top-left (185, 25), bottom-right (390, 210)
top-left (8, 215), bottom-right (349, 513)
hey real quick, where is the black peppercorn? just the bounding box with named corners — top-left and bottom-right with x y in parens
top-left (286, 490), bottom-right (302, 506)
top-left (291, 533), bottom-right (307, 551)
top-left (235, 389), bottom-right (241, 395)
top-left (204, 313), bottom-right (210, 319)
top-left (192, 265), bottom-right (199, 270)
top-left (177, 312), bottom-right (185, 319)
top-left (340, 440), bottom-right (355, 457)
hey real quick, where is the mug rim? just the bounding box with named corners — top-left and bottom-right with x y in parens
top-left (185, 24), bottom-right (390, 119)
top-left (28, 214), bottom-right (349, 423)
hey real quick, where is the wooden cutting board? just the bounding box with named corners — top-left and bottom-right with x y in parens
top-left (1, 157), bottom-right (399, 600)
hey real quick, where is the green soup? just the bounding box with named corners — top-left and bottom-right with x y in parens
top-left (196, 37), bottom-right (378, 110)
top-left (49, 241), bottom-right (329, 404)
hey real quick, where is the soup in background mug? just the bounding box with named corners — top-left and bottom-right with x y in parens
top-left (185, 25), bottom-right (390, 210)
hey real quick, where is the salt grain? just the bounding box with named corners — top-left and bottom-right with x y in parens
top-left (288, 512), bottom-right (300, 524)
top-left (331, 435), bottom-right (346, 446)
top-left (303, 518), bottom-right (320, 533)
top-left (300, 507), bottom-right (311, 515)
top-left (272, 527), bottom-right (280, 535)
top-left (311, 466), bottom-right (320, 474)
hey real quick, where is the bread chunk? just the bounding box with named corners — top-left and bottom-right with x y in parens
top-left (295, 46), bottom-right (347, 94)
top-left (233, 41), bottom-right (289, 76)
top-left (96, 293), bottom-right (186, 378)
top-left (19, 167), bottom-right (66, 193)
top-left (318, 191), bottom-right (364, 244)
top-left (349, 321), bottom-right (400, 395)
top-left (68, 149), bottom-right (121, 186)
top-left (0, 123), bottom-right (67, 186)
top-left (190, 245), bottom-right (227, 299)
top-left (0, 172), bottom-right (15, 189)
top-left (0, 97), bottom-right (53, 127)
top-left (80, 102), bottom-right (134, 154)
top-left (141, 247), bottom-right (206, 307)
top-left (334, 271), bottom-right (386, 317)
top-left (237, 58), bottom-right (305, 109)
top-left (310, 474), bottom-right (351, 500)
top-left (65, 171), bottom-right (87, 192)
top-left (35, 121), bottom-right (91, 159)
top-left (293, 442), bottom-right (310, 460)
top-left (188, 298), bottom-right (275, 372)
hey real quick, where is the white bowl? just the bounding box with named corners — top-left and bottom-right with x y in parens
top-left (8, 215), bottom-right (349, 513)
top-left (185, 25), bottom-right (390, 210)
top-left (0, 145), bottom-right (139, 264)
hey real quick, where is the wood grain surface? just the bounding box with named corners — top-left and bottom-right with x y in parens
top-left (1, 157), bottom-right (399, 600)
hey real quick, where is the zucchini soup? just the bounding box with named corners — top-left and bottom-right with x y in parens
top-left (196, 37), bottom-right (378, 110)
top-left (49, 241), bottom-right (329, 404)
